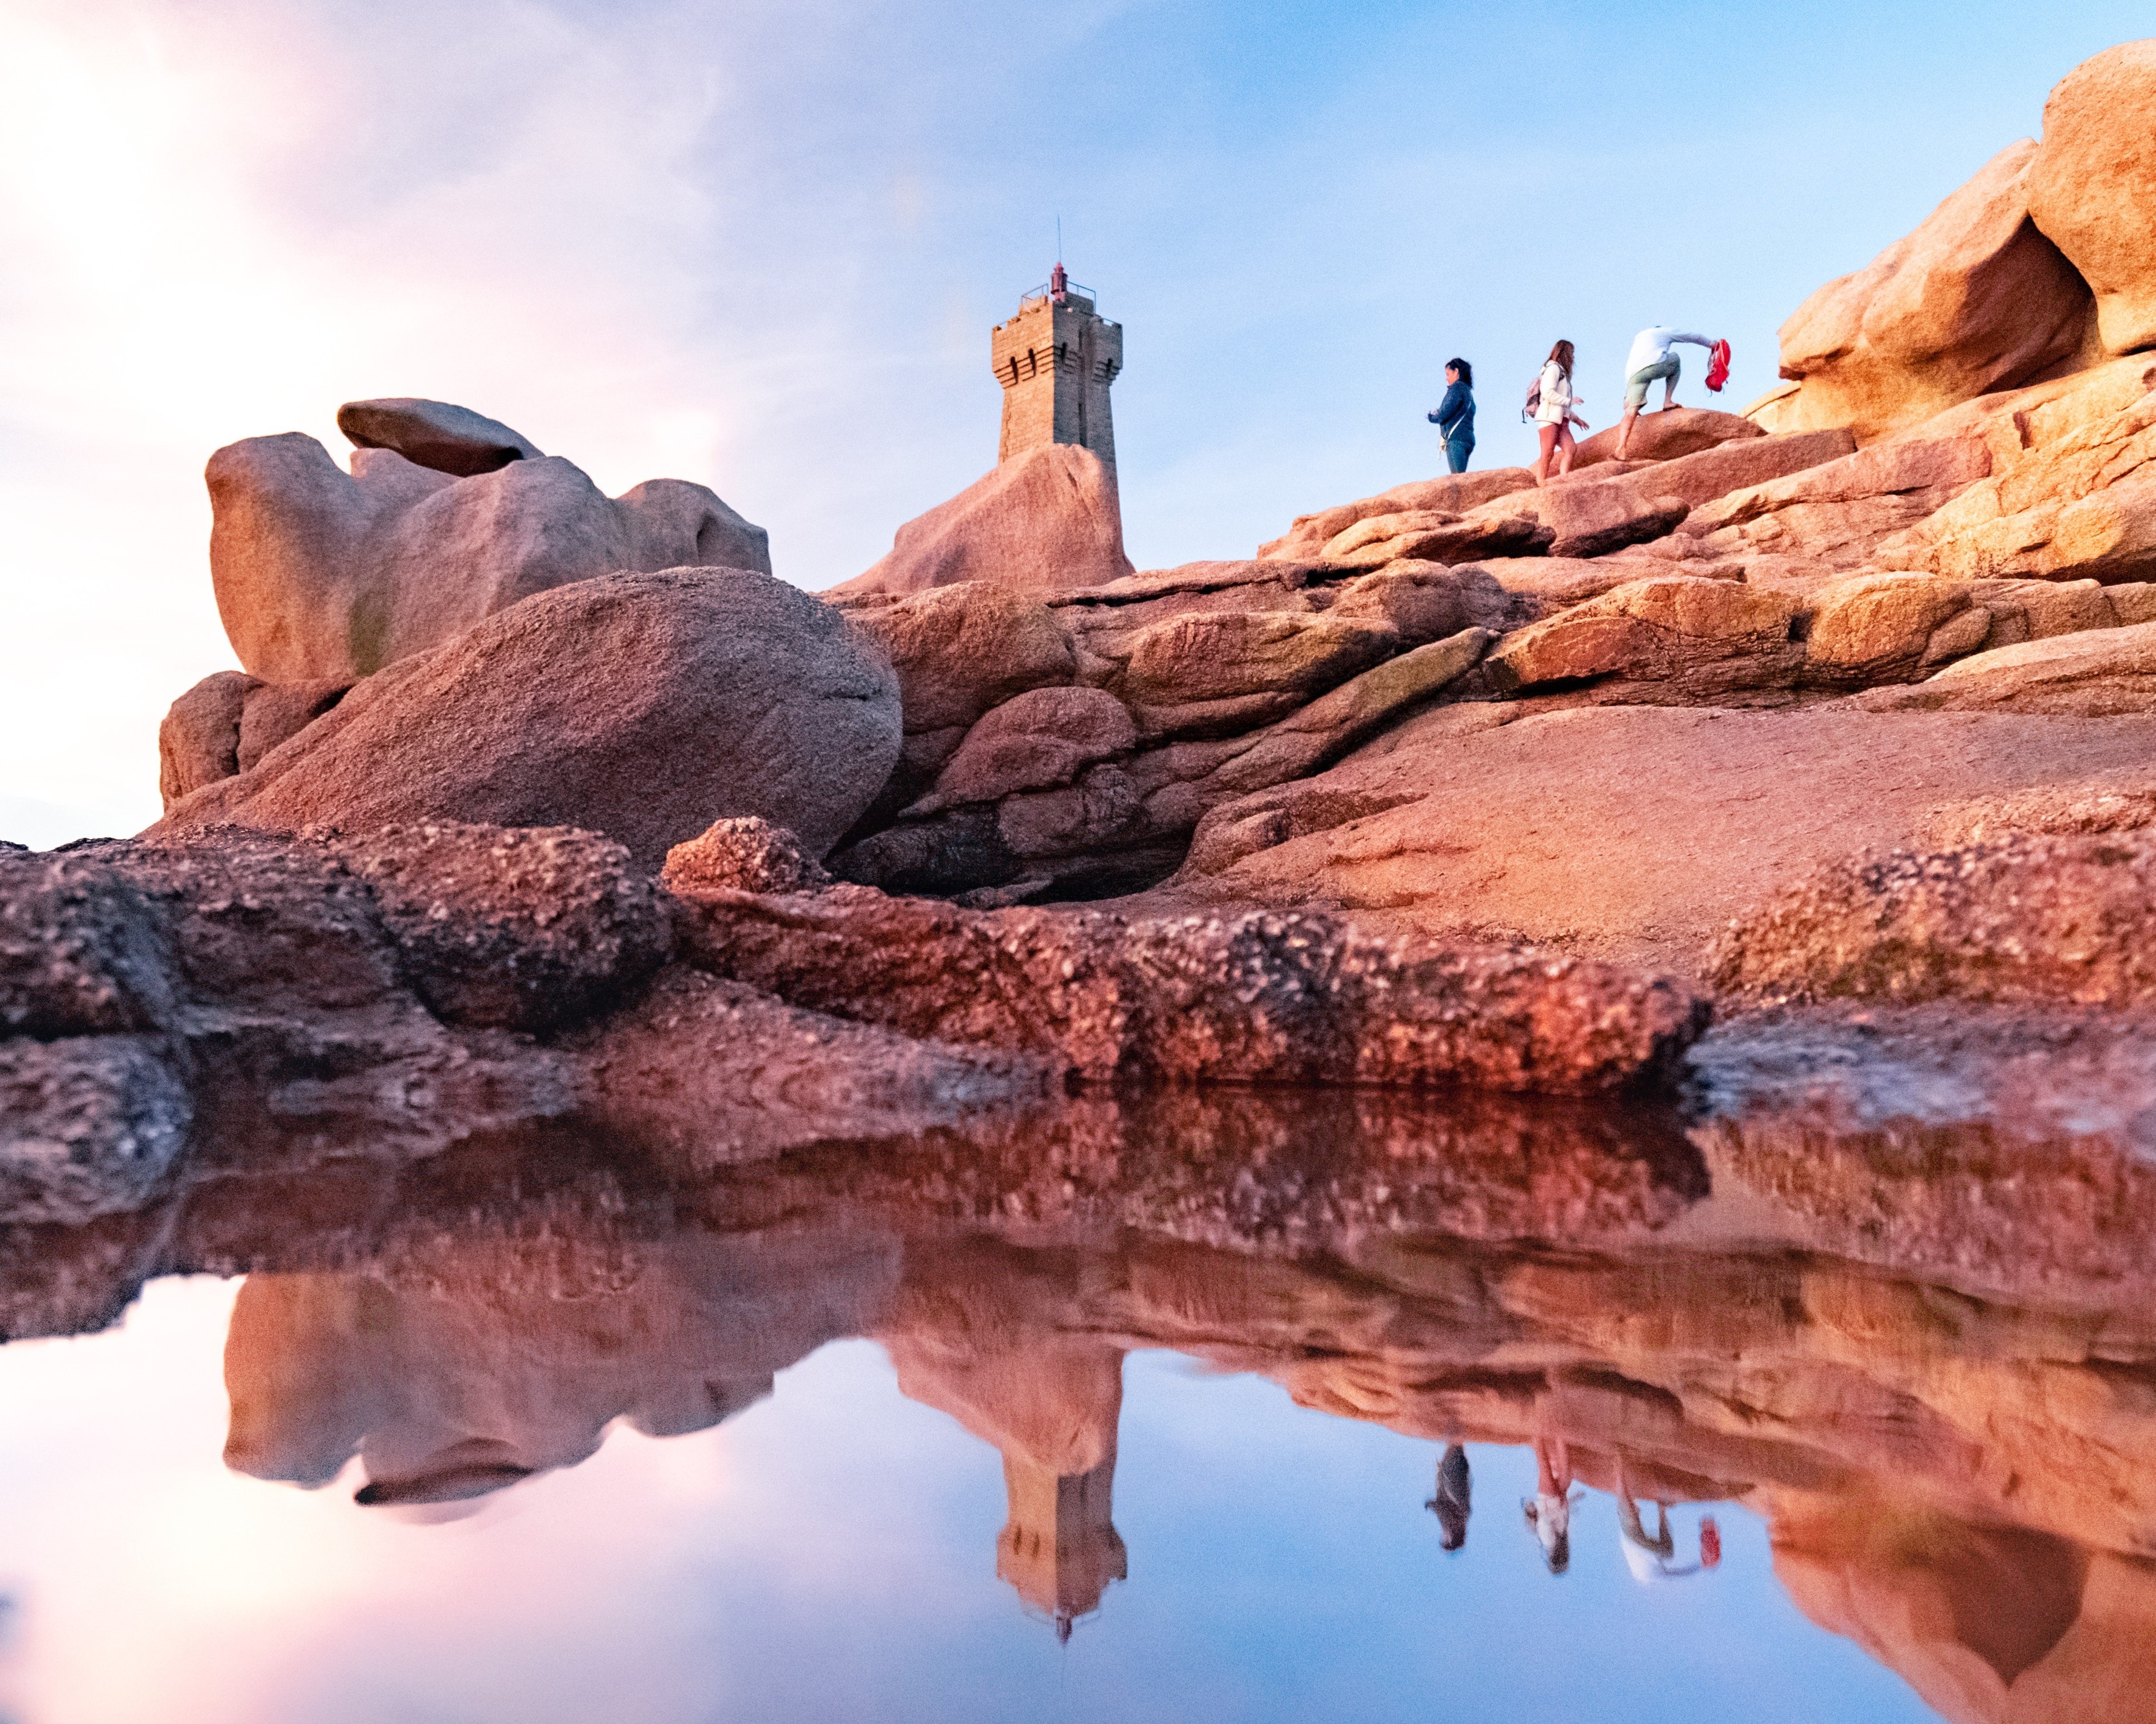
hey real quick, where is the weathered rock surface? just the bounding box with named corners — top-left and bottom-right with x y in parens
top-left (835, 443), bottom-right (1132, 598)
top-left (566, 969), bottom-right (1052, 1168)
top-left (661, 817), bottom-right (831, 897)
top-left (833, 630), bottom-right (1491, 899)
top-left (1258, 469), bottom-right (1537, 561)
top-left (334, 397), bottom-right (543, 477)
top-left (158, 569), bottom-right (901, 868)
top-left (1318, 510), bottom-right (1553, 568)
top-left (209, 407), bottom-right (771, 683)
top-left (1574, 406), bottom-right (1765, 467)
top-left (841, 582), bottom-right (1076, 733)
top-left (1858, 620), bottom-right (2156, 715)
top-left (1467, 481), bottom-right (1691, 561)
top-left (1709, 832), bottom-right (2156, 1006)
top-left (1766, 140), bottom-right (2095, 443)
top-left (1104, 610), bottom-right (1400, 739)
top-left (0, 1035), bottom-right (192, 1225)
top-left (1168, 704), bottom-right (2156, 978)
top-left (914, 686), bottom-right (1137, 813)
top-left (669, 883), bottom-right (1708, 1093)
top-left (332, 823), bottom-right (674, 1032)
top-left (159, 672), bottom-right (351, 809)
top-left (2025, 41), bottom-right (2156, 357)
top-left (1877, 388), bottom-right (2156, 585)
top-left (1483, 576), bottom-right (1805, 703)
top-left (1677, 434), bottom-right (1993, 567)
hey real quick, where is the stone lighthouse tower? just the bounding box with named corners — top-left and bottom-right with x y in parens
top-left (990, 263), bottom-right (1123, 480)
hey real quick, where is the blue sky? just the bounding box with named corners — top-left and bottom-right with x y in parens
top-left (1, 1), bottom-right (2148, 842)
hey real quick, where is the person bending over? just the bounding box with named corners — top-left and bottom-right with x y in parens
top-left (1615, 324), bottom-right (1719, 459)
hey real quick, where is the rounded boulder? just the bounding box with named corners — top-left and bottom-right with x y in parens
top-left (155, 568), bottom-right (901, 868)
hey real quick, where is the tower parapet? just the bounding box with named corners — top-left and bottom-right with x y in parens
top-left (991, 269), bottom-right (1122, 479)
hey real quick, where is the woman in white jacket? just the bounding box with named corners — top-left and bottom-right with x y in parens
top-left (1531, 339), bottom-right (1588, 486)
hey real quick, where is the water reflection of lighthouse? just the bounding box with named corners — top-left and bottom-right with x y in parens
top-left (877, 1243), bottom-right (1130, 1637)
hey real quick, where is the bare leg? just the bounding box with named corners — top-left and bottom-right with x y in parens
top-left (1615, 403), bottom-right (1641, 459)
top-left (1555, 424), bottom-right (1577, 479)
top-left (1533, 423), bottom-right (1559, 485)
top-left (1662, 382), bottom-right (1679, 410)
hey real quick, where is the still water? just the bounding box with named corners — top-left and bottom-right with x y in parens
top-left (0, 1082), bottom-right (2146, 1723)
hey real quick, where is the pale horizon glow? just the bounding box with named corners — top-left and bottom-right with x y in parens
top-left (2, 1), bottom-right (2149, 844)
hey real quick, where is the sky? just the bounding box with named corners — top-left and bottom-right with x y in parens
top-left (1, 0), bottom-right (2150, 845)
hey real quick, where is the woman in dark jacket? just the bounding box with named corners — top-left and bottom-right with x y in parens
top-left (1428, 358), bottom-right (1475, 473)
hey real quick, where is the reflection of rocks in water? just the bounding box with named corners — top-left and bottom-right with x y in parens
top-left (1772, 1489), bottom-right (2156, 1724)
top-left (224, 1226), bottom-right (899, 1503)
top-left (7, 1060), bottom-right (2156, 1696)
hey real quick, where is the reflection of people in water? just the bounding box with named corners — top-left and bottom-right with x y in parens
top-left (1427, 1442), bottom-right (1472, 1550)
top-left (1522, 1434), bottom-right (1581, 1574)
top-left (1615, 1458), bottom-right (1719, 1583)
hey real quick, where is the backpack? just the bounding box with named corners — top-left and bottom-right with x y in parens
top-left (1521, 376), bottom-right (1542, 423)
top-left (1705, 339), bottom-right (1732, 393)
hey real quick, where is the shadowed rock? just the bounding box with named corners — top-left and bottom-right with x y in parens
top-left (335, 397), bottom-right (543, 477)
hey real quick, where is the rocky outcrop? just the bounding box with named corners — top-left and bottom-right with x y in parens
top-left (158, 569), bottom-right (901, 869)
top-left (2024, 41), bottom-right (2156, 358)
top-left (1709, 832), bottom-right (2156, 1006)
top-left (210, 402), bottom-right (771, 684)
top-left (1876, 381), bottom-right (2156, 585)
top-left (834, 443), bottom-right (1132, 597)
top-left (1257, 469), bottom-right (1537, 561)
top-left (1573, 406), bottom-right (1764, 467)
top-left (1483, 576), bottom-right (1804, 704)
top-left (1764, 140), bottom-right (2095, 444)
top-left (1676, 434), bottom-right (1993, 567)
top-left (831, 628), bottom-right (1492, 899)
top-left (1856, 620), bottom-right (2156, 715)
top-left (668, 882), bottom-right (1708, 1093)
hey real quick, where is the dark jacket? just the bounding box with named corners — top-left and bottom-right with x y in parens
top-left (1434, 379), bottom-right (1475, 443)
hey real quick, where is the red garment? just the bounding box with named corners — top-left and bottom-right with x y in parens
top-left (1705, 339), bottom-right (1731, 393)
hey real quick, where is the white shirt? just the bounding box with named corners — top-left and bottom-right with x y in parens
top-left (1626, 326), bottom-right (1713, 375)
top-left (1535, 360), bottom-right (1574, 425)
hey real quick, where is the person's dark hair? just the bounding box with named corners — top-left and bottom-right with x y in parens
top-left (1548, 339), bottom-right (1575, 378)
top-left (1433, 1498), bottom-right (1468, 1551)
top-left (1446, 357), bottom-right (1473, 389)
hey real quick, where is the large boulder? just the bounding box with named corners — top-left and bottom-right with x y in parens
top-left (1765, 141), bottom-right (2095, 444)
top-left (2026, 41), bottom-right (2156, 358)
top-left (1475, 481), bottom-right (1691, 560)
top-left (834, 443), bottom-right (1132, 598)
top-left (156, 569), bottom-right (901, 867)
top-left (209, 403), bottom-right (771, 683)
